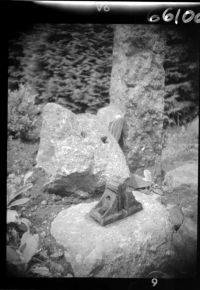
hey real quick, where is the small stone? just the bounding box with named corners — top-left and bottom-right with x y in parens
top-left (14, 176), bottom-right (22, 185)
top-left (41, 200), bottom-right (47, 205)
top-left (75, 190), bottom-right (90, 199)
top-left (66, 273), bottom-right (73, 278)
top-left (149, 245), bottom-right (157, 252)
top-left (152, 188), bottom-right (164, 196)
top-left (54, 195), bottom-right (62, 201)
top-left (51, 194), bottom-right (56, 200)
top-left (49, 261), bottom-right (64, 274)
top-left (166, 250), bottom-right (175, 256)
top-left (30, 264), bottom-right (52, 277)
top-left (50, 248), bottom-right (64, 260)
top-left (8, 173), bottom-right (15, 179)
top-left (31, 205), bottom-right (37, 212)
top-left (40, 231), bottom-right (46, 238)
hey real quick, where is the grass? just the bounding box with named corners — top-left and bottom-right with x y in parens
top-left (161, 117), bottom-right (198, 172)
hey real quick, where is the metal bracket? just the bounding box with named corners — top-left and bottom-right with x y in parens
top-left (89, 179), bottom-right (143, 226)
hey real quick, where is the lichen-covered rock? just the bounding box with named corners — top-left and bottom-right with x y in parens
top-left (36, 103), bottom-right (130, 195)
top-left (109, 25), bottom-right (165, 175)
top-left (97, 104), bottom-right (124, 142)
top-left (51, 191), bottom-right (174, 277)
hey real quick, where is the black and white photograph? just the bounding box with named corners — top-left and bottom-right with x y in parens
top-left (5, 1), bottom-right (199, 283)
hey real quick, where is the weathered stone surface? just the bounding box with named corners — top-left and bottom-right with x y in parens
top-left (110, 25), bottom-right (165, 175)
top-left (51, 191), bottom-right (174, 277)
top-left (97, 104), bottom-right (124, 142)
top-left (36, 103), bottom-right (130, 195)
top-left (163, 163), bottom-right (198, 189)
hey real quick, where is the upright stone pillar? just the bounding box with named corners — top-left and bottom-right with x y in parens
top-left (110, 25), bottom-right (165, 176)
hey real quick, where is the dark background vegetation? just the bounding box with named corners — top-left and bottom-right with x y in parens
top-left (8, 24), bottom-right (199, 142)
top-left (8, 24), bottom-right (113, 114)
top-left (163, 26), bottom-right (199, 128)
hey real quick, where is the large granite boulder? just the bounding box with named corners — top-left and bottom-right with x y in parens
top-left (36, 103), bottom-right (130, 195)
top-left (109, 25), bottom-right (165, 175)
top-left (51, 191), bottom-right (175, 277)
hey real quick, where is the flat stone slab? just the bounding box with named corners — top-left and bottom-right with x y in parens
top-left (51, 191), bottom-right (174, 277)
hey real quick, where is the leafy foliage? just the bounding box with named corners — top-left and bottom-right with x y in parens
top-left (7, 172), bottom-right (33, 212)
top-left (8, 24), bottom-right (113, 114)
top-left (7, 230), bottom-right (39, 272)
top-left (8, 84), bottom-right (41, 141)
top-left (7, 183), bottom-right (32, 209)
top-left (7, 172), bottom-right (39, 273)
top-left (163, 26), bottom-right (199, 128)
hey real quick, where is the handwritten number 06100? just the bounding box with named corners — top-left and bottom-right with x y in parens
top-left (148, 8), bottom-right (200, 24)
